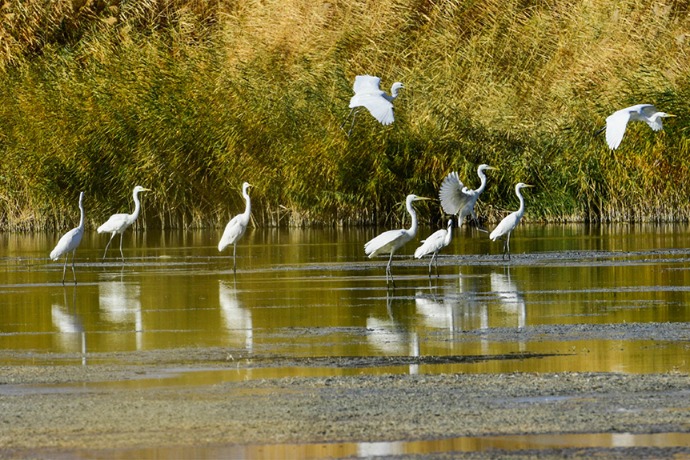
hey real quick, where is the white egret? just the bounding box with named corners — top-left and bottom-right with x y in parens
top-left (439, 164), bottom-right (496, 230)
top-left (490, 183), bottom-right (533, 260)
top-left (342, 75), bottom-right (404, 135)
top-left (364, 194), bottom-right (430, 287)
top-left (600, 104), bottom-right (674, 150)
top-left (218, 182), bottom-right (252, 273)
top-left (97, 185), bottom-right (151, 261)
top-left (50, 191), bottom-right (85, 284)
top-left (414, 218), bottom-right (454, 277)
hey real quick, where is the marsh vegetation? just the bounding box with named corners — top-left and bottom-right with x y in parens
top-left (1, 0), bottom-right (689, 230)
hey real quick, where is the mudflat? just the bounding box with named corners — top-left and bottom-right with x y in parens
top-left (1, 323), bottom-right (690, 459)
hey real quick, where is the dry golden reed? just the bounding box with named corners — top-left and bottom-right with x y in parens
top-left (0, 0), bottom-right (689, 230)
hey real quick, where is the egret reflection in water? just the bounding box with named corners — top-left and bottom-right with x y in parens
top-left (51, 287), bottom-right (86, 365)
top-left (366, 293), bottom-right (420, 374)
top-left (490, 269), bottom-right (526, 329)
top-left (218, 280), bottom-right (253, 352)
top-left (98, 274), bottom-right (143, 350)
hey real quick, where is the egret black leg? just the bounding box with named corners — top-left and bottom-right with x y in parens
top-left (386, 252), bottom-right (396, 288)
top-left (103, 233), bottom-right (116, 260)
top-left (61, 257), bottom-right (68, 285)
top-left (118, 233), bottom-right (125, 262)
top-left (70, 251), bottom-right (77, 284)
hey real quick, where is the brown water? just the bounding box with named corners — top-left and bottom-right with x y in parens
top-left (2, 224), bottom-right (689, 372)
top-left (2, 223), bottom-right (690, 455)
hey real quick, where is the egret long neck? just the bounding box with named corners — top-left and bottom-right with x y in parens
top-left (515, 187), bottom-right (526, 215)
top-left (131, 190), bottom-right (142, 220)
top-left (476, 169), bottom-right (488, 194)
top-left (406, 198), bottom-right (418, 235)
top-left (243, 190), bottom-right (251, 218)
top-left (78, 197), bottom-right (85, 229)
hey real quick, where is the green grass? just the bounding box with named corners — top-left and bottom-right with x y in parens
top-left (1, 0), bottom-right (689, 230)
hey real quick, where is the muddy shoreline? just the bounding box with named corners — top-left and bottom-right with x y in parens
top-left (2, 321), bottom-right (690, 459)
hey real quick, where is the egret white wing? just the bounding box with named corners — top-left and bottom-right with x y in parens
top-left (439, 171), bottom-right (472, 215)
top-left (353, 75), bottom-right (382, 94)
top-left (490, 211), bottom-right (520, 241)
top-left (218, 214), bottom-right (247, 251)
top-left (355, 94), bottom-right (395, 126)
top-left (414, 229), bottom-right (447, 259)
top-left (97, 213), bottom-right (129, 234)
top-left (605, 109), bottom-right (632, 150)
top-left (364, 229), bottom-right (406, 258)
top-left (50, 227), bottom-right (83, 260)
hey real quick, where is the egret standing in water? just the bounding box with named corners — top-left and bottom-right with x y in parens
top-left (97, 185), bottom-right (151, 261)
top-left (219, 182), bottom-right (253, 273)
top-left (599, 104), bottom-right (674, 150)
top-left (364, 194), bottom-right (430, 287)
top-left (342, 75), bottom-right (404, 135)
top-left (439, 164), bottom-right (496, 231)
top-left (50, 191), bottom-right (85, 284)
top-left (414, 218), bottom-right (454, 277)
top-left (490, 183), bottom-right (533, 260)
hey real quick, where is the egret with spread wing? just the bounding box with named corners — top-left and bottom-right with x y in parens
top-left (50, 191), bottom-right (85, 284)
top-left (342, 75), bottom-right (404, 135)
top-left (414, 218), bottom-right (453, 277)
top-left (97, 185), bottom-right (150, 261)
top-left (439, 164), bottom-right (496, 230)
top-left (219, 182), bottom-right (252, 273)
top-left (490, 183), bottom-right (533, 260)
top-left (365, 194), bottom-right (429, 287)
top-left (599, 104), bottom-right (674, 150)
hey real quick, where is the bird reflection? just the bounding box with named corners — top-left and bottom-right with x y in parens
top-left (218, 280), bottom-right (253, 352)
top-left (366, 292), bottom-right (419, 374)
top-left (98, 273), bottom-right (142, 350)
top-left (51, 287), bottom-right (86, 365)
top-left (490, 269), bottom-right (526, 330)
top-left (415, 286), bottom-right (457, 334)
top-left (456, 270), bottom-right (490, 332)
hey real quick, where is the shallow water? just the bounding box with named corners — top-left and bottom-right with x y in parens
top-left (3, 224), bottom-right (690, 455)
top-left (2, 224), bottom-right (690, 374)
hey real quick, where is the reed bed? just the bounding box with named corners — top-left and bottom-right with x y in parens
top-left (1, 0), bottom-right (689, 230)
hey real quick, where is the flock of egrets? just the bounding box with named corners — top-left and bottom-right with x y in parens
top-left (49, 74), bottom-right (674, 286)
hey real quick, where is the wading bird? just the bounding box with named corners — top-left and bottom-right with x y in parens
top-left (342, 75), bottom-right (404, 135)
top-left (50, 191), bottom-right (85, 284)
top-left (97, 185), bottom-right (151, 261)
top-left (439, 164), bottom-right (496, 230)
top-left (599, 104), bottom-right (675, 150)
top-left (364, 194), bottom-right (430, 287)
top-left (490, 183), bottom-right (533, 260)
top-left (219, 182), bottom-right (253, 273)
top-left (414, 218), bottom-right (454, 277)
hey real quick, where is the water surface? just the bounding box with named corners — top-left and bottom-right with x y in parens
top-left (2, 224), bottom-right (689, 375)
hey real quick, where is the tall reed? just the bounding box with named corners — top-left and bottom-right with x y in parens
top-left (0, 0), bottom-right (689, 230)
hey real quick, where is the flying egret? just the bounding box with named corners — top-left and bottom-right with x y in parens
top-left (219, 182), bottom-right (253, 273)
top-left (599, 104), bottom-right (675, 150)
top-left (364, 194), bottom-right (430, 287)
top-left (342, 75), bottom-right (404, 135)
top-left (97, 185), bottom-right (151, 261)
top-left (50, 191), bottom-right (85, 284)
top-left (490, 183), bottom-right (533, 260)
top-left (414, 218), bottom-right (454, 277)
top-left (439, 164), bottom-right (496, 230)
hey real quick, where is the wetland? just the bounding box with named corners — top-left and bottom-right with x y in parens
top-left (1, 224), bottom-right (690, 458)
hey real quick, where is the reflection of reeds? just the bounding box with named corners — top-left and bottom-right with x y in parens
top-left (1, 0), bottom-right (689, 230)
